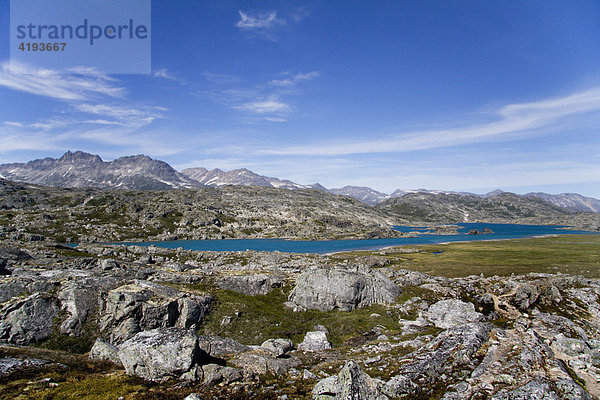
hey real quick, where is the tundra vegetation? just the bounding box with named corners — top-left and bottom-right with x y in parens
top-left (1, 180), bottom-right (600, 399)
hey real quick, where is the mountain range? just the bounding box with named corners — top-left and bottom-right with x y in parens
top-left (1, 151), bottom-right (599, 213)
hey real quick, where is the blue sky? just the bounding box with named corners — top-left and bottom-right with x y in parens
top-left (1, 0), bottom-right (599, 197)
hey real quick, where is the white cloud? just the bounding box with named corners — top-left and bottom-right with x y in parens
top-left (236, 10), bottom-right (283, 29)
top-left (235, 97), bottom-right (291, 114)
top-left (259, 87), bottom-right (600, 156)
top-left (153, 68), bottom-right (183, 83)
top-left (203, 72), bottom-right (241, 84)
top-left (269, 71), bottom-right (320, 87)
top-left (0, 61), bottom-right (124, 101)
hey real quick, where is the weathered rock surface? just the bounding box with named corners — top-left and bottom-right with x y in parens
top-left (425, 299), bottom-right (484, 329)
top-left (312, 360), bottom-right (388, 400)
top-left (261, 338), bottom-right (294, 357)
top-left (384, 323), bottom-right (490, 398)
top-left (298, 331), bottom-right (332, 352)
top-left (118, 327), bottom-right (201, 381)
top-left (98, 280), bottom-right (213, 344)
top-left (217, 273), bottom-right (284, 295)
top-left (231, 347), bottom-right (301, 376)
top-left (0, 357), bottom-right (52, 377)
top-left (197, 335), bottom-right (250, 357)
top-left (0, 293), bottom-right (59, 345)
top-left (289, 266), bottom-right (401, 311)
top-left (89, 338), bottom-right (121, 365)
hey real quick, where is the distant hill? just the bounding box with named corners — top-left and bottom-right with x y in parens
top-left (181, 167), bottom-right (324, 191)
top-left (525, 192), bottom-right (600, 213)
top-left (1, 152), bottom-right (598, 220)
top-left (376, 191), bottom-right (577, 224)
top-left (329, 186), bottom-right (390, 206)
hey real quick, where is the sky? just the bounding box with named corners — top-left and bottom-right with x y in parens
top-left (1, 0), bottom-right (599, 198)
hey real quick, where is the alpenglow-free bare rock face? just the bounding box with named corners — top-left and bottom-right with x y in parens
top-left (0, 293), bottom-right (59, 345)
top-left (98, 280), bottom-right (214, 345)
top-left (312, 360), bottom-right (389, 400)
top-left (118, 327), bottom-right (201, 381)
top-left (425, 299), bottom-right (484, 329)
top-left (288, 266), bottom-right (401, 311)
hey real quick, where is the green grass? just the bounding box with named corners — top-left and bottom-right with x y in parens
top-left (184, 283), bottom-right (402, 347)
top-left (336, 235), bottom-right (600, 278)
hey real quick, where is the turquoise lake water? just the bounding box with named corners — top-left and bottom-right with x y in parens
top-left (118, 223), bottom-right (599, 254)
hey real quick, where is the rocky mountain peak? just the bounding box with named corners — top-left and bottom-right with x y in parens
top-left (58, 151), bottom-right (103, 164)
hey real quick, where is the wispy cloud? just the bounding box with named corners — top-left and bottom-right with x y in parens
top-left (74, 103), bottom-right (166, 127)
top-left (0, 61), bottom-right (124, 101)
top-left (152, 68), bottom-right (182, 82)
top-left (200, 71), bottom-right (319, 121)
top-left (203, 72), bottom-right (241, 85)
top-left (236, 10), bottom-right (283, 30)
top-left (234, 96), bottom-right (291, 114)
top-left (259, 87), bottom-right (600, 156)
top-left (0, 61), bottom-right (170, 156)
top-left (269, 71), bottom-right (320, 87)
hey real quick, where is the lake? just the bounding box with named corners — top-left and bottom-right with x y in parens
top-left (118, 223), bottom-right (599, 254)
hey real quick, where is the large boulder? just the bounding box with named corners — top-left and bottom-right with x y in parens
top-left (231, 348), bottom-right (301, 377)
top-left (0, 247), bottom-right (32, 275)
top-left (312, 360), bottom-right (388, 400)
top-left (98, 280), bottom-right (213, 344)
top-left (298, 331), bottom-right (332, 352)
top-left (289, 266), bottom-right (401, 311)
top-left (217, 273), bottom-right (284, 296)
top-left (57, 278), bottom-right (101, 336)
top-left (89, 338), bottom-right (121, 365)
top-left (197, 335), bottom-right (251, 357)
top-left (0, 293), bottom-right (59, 345)
top-left (425, 299), bottom-right (484, 329)
top-left (118, 327), bottom-right (201, 381)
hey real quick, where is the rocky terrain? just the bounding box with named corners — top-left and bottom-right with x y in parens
top-left (0, 234), bottom-right (599, 399)
top-left (0, 178), bottom-right (403, 243)
top-left (377, 191), bottom-right (600, 230)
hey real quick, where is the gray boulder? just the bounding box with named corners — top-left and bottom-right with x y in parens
top-left (231, 347), bottom-right (301, 376)
top-left (312, 360), bottom-right (388, 400)
top-left (0, 293), bottom-right (59, 345)
top-left (0, 247), bottom-right (32, 275)
top-left (298, 331), bottom-right (331, 352)
top-left (58, 279), bottom-right (100, 336)
top-left (118, 327), bottom-right (201, 381)
top-left (197, 335), bottom-right (250, 357)
top-left (261, 338), bottom-right (294, 357)
top-left (513, 283), bottom-right (540, 310)
top-left (89, 338), bottom-right (121, 365)
top-left (99, 280), bottom-right (213, 344)
top-left (217, 273), bottom-right (284, 295)
top-left (0, 357), bottom-right (52, 377)
top-left (289, 266), bottom-right (401, 312)
top-left (181, 363), bottom-right (243, 385)
top-left (425, 299), bottom-right (484, 329)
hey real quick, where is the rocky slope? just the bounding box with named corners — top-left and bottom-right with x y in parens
top-left (377, 191), bottom-right (600, 230)
top-left (1, 235), bottom-right (599, 399)
top-left (329, 186), bottom-right (390, 206)
top-left (0, 178), bottom-right (402, 242)
top-left (0, 151), bottom-right (201, 190)
top-left (526, 192), bottom-right (600, 213)
top-left (181, 167), bottom-right (325, 191)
